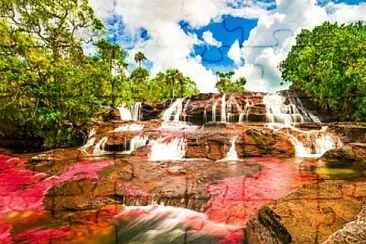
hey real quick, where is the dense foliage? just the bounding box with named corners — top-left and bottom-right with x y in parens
top-left (0, 0), bottom-right (199, 150)
top-left (215, 71), bottom-right (246, 93)
top-left (280, 22), bottom-right (366, 121)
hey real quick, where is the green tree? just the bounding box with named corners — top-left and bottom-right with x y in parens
top-left (94, 39), bottom-right (128, 106)
top-left (129, 67), bottom-right (150, 101)
top-left (0, 0), bottom-right (106, 149)
top-left (215, 71), bottom-right (246, 93)
top-left (165, 69), bottom-right (185, 98)
top-left (280, 21), bottom-right (366, 121)
top-left (130, 67), bottom-right (149, 83)
top-left (134, 51), bottom-right (146, 67)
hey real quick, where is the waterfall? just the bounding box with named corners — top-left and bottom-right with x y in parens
top-left (118, 103), bottom-right (142, 121)
top-left (116, 205), bottom-right (242, 243)
top-left (182, 99), bottom-right (190, 122)
top-left (239, 98), bottom-right (253, 123)
top-left (117, 105), bottom-right (133, 121)
top-left (92, 136), bottom-right (108, 155)
top-left (203, 109), bottom-right (207, 124)
top-left (131, 102), bottom-right (142, 121)
top-left (114, 124), bottom-right (144, 132)
top-left (217, 136), bottom-right (239, 162)
top-left (91, 135), bottom-right (148, 155)
top-left (221, 94), bottom-right (226, 122)
top-left (79, 137), bottom-right (96, 154)
top-left (173, 101), bottom-right (183, 122)
top-left (263, 92), bottom-right (342, 157)
top-left (212, 100), bottom-right (218, 122)
top-left (162, 98), bottom-right (185, 122)
top-left (226, 136), bottom-right (239, 161)
top-left (88, 128), bottom-right (96, 138)
top-left (289, 131), bottom-right (342, 158)
top-left (126, 135), bottom-right (149, 154)
top-left (149, 137), bottom-right (186, 161)
top-left (263, 93), bottom-right (319, 126)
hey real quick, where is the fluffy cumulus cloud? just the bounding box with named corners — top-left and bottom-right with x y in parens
top-left (232, 0), bottom-right (366, 92)
top-left (89, 0), bottom-right (270, 92)
top-left (232, 0), bottom-right (328, 92)
top-left (202, 31), bottom-right (222, 47)
top-left (89, 0), bottom-right (366, 93)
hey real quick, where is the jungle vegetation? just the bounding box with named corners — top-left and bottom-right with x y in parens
top-left (0, 0), bottom-right (199, 149)
top-left (280, 21), bottom-right (366, 121)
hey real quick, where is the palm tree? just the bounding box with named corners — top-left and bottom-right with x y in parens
top-left (165, 69), bottom-right (185, 98)
top-left (134, 51), bottom-right (146, 67)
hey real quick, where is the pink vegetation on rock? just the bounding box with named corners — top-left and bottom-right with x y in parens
top-left (0, 155), bottom-right (114, 213)
top-left (204, 157), bottom-right (316, 226)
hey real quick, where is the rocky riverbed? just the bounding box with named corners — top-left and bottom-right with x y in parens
top-left (1, 90), bottom-right (366, 243)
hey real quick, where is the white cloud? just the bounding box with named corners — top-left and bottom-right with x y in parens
top-left (235, 0), bottom-right (329, 92)
top-left (202, 31), bottom-right (222, 47)
top-left (326, 2), bottom-right (366, 23)
top-left (89, 0), bottom-right (270, 93)
top-left (227, 40), bottom-right (241, 66)
top-left (89, 0), bottom-right (366, 93)
top-left (231, 0), bottom-right (366, 92)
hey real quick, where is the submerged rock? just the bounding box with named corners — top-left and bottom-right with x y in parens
top-left (244, 206), bottom-right (292, 244)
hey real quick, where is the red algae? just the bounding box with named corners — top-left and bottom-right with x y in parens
top-left (0, 219), bottom-right (12, 243)
top-left (204, 157), bottom-right (317, 226)
top-left (13, 227), bottom-right (71, 243)
top-left (0, 154), bottom-right (318, 243)
top-left (0, 155), bottom-right (114, 214)
top-left (0, 154), bottom-right (114, 243)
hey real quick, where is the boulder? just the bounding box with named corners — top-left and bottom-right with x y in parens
top-left (103, 107), bottom-right (121, 121)
top-left (185, 125), bottom-right (295, 160)
top-left (244, 181), bottom-right (366, 243)
top-left (323, 205), bottom-right (366, 243)
top-left (30, 148), bottom-right (82, 173)
top-left (321, 143), bottom-right (366, 163)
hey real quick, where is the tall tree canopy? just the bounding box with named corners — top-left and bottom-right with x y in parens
top-left (280, 22), bottom-right (366, 121)
top-left (215, 71), bottom-right (246, 93)
top-left (94, 39), bottom-right (128, 106)
top-left (0, 0), bottom-right (105, 149)
top-left (134, 51), bottom-right (146, 67)
top-left (0, 0), bottom-right (201, 150)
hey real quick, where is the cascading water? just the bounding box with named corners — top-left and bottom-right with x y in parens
top-left (289, 128), bottom-right (343, 158)
top-left (126, 135), bottom-right (149, 154)
top-left (114, 124), bottom-right (144, 132)
top-left (118, 103), bottom-right (142, 121)
top-left (149, 137), bottom-right (186, 161)
top-left (79, 137), bottom-right (96, 154)
top-left (92, 135), bottom-right (148, 155)
top-left (239, 98), bottom-right (253, 123)
top-left (162, 99), bottom-right (185, 122)
top-left (118, 105), bottom-right (133, 121)
top-left (116, 205), bottom-right (242, 243)
top-left (182, 99), bottom-right (190, 122)
top-left (212, 100), bottom-right (218, 122)
top-left (263, 92), bottom-right (341, 157)
top-left (263, 93), bottom-right (320, 127)
top-left (159, 98), bottom-right (200, 132)
top-left (217, 136), bottom-right (239, 162)
top-left (221, 94), bottom-right (226, 122)
top-left (203, 109), bottom-right (207, 124)
top-left (131, 102), bottom-right (142, 121)
top-left (263, 93), bottom-right (302, 126)
top-left (92, 136), bottom-right (108, 155)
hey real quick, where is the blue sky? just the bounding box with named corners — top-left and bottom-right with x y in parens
top-left (90, 0), bottom-right (366, 92)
